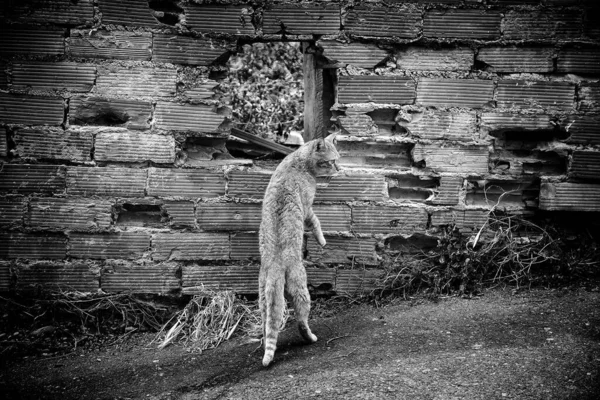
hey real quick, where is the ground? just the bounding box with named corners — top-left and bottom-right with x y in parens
top-left (1, 287), bottom-right (599, 400)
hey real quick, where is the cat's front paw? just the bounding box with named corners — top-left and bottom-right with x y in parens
top-left (317, 236), bottom-right (326, 247)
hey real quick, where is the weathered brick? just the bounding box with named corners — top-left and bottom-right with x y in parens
top-left (0, 233), bottom-right (67, 259)
top-left (490, 149), bottom-right (566, 176)
top-left (337, 140), bottom-right (413, 169)
top-left (11, 62), bottom-right (95, 92)
top-left (163, 201), bottom-right (195, 228)
top-left (413, 144), bottom-right (489, 175)
top-left (153, 232), bottom-right (229, 261)
top-left (0, 25), bottom-right (65, 56)
top-left (352, 205), bottom-right (428, 234)
top-left (337, 76), bottom-right (416, 105)
top-left (424, 10), bottom-right (501, 39)
top-left (95, 131), bottom-right (176, 164)
top-left (579, 82), bottom-right (600, 111)
top-left (230, 232), bottom-right (260, 260)
top-left (481, 113), bottom-right (555, 138)
top-left (0, 164), bottom-right (65, 195)
top-left (115, 199), bottom-right (163, 228)
top-left (69, 232), bottom-right (150, 260)
top-left (430, 176), bottom-right (463, 206)
top-left (385, 233), bottom-right (439, 254)
top-left (400, 111), bottom-right (477, 141)
top-left (197, 202), bottom-right (262, 231)
top-left (315, 174), bottom-right (386, 202)
top-left (584, 6), bottom-right (600, 39)
top-left (540, 182), bottom-right (600, 211)
top-left (477, 47), bottom-right (554, 73)
top-left (0, 61), bottom-right (7, 89)
top-left (153, 34), bottom-right (230, 66)
top-left (564, 114), bottom-right (600, 145)
top-left (388, 174), bottom-right (437, 203)
top-left (184, 80), bottom-right (220, 102)
top-left (154, 102), bottom-right (228, 133)
top-left (15, 262), bottom-right (98, 293)
top-left (227, 171), bottom-right (271, 199)
top-left (336, 112), bottom-right (378, 137)
top-left (396, 47), bottom-right (473, 71)
top-left (70, 97), bottom-right (152, 130)
top-left (66, 166), bottom-right (146, 197)
top-left (98, 0), bottom-right (160, 27)
top-left (345, 5), bottom-right (421, 38)
top-left (319, 41), bottom-right (388, 69)
top-left (557, 48), bottom-right (600, 74)
top-left (0, 262), bottom-right (10, 292)
top-left (431, 209), bottom-right (489, 232)
top-left (264, 4), bottom-right (339, 35)
top-left (185, 4), bottom-right (254, 35)
top-left (313, 205), bottom-right (352, 232)
top-left (70, 30), bottom-right (152, 60)
top-left (0, 93), bottom-right (64, 126)
top-left (570, 151), bottom-right (600, 180)
top-left (14, 128), bottom-right (93, 162)
top-left (27, 198), bottom-right (113, 231)
top-left (148, 168), bottom-right (225, 199)
top-left (96, 67), bottom-right (177, 99)
top-left (496, 81), bottom-right (576, 111)
top-left (0, 196), bottom-right (25, 227)
top-left (306, 236), bottom-right (377, 265)
top-left (466, 179), bottom-right (539, 210)
top-left (416, 79), bottom-right (494, 109)
top-left (101, 262), bottom-right (179, 294)
top-left (0, 127), bottom-right (8, 157)
top-left (182, 265), bottom-right (258, 294)
top-left (503, 10), bottom-right (582, 40)
top-left (335, 269), bottom-right (381, 295)
top-left (4, 0), bottom-right (94, 25)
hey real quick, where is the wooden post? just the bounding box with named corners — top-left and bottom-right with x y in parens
top-left (303, 43), bottom-right (325, 143)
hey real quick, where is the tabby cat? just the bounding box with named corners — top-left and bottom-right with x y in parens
top-left (259, 133), bottom-right (340, 367)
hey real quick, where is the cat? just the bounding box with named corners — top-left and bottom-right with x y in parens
top-left (258, 133), bottom-right (340, 367)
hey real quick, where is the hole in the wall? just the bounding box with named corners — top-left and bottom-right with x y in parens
top-left (388, 175), bottom-right (438, 202)
top-left (116, 203), bottom-right (163, 228)
top-left (148, 0), bottom-right (183, 26)
top-left (466, 179), bottom-right (540, 209)
top-left (489, 129), bottom-right (569, 142)
top-left (385, 234), bottom-right (438, 254)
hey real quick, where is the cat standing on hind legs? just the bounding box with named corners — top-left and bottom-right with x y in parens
top-left (259, 133), bottom-right (340, 367)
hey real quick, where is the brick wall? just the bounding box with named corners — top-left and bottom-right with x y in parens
top-left (0, 0), bottom-right (599, 296)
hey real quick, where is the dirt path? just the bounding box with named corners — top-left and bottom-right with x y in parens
top-left (2, 287), bottom-right (599, 400)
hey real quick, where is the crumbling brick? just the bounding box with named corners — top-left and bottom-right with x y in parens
top-left (227, 171), bottom-right (271, 199)
top-left (315, 174), bottom-right (386, 202)
top-left (466, 179), bottom-right (540, 210)
top-left (306, 236), bottom-right (377, 265)
top-left (116, 200), bottom-right (163, 228)
top-left (564, 115), bottom-right (600, 145)
top-left (416, 79), bottom-right (494, 109)
top-left (98, 0), bottom-right (161, 27)
top-left (336, 112), bottom-right (379, 137)
top-left (400, 111), bottom-right (477, 141)
top-left (70, 97), bottom-right (152, 130)
top-left (184, 80), bottom-right (220, 102)
top-left (477, 47), bottom-right (554, 73)
top-left (148, 168), bottom-right (225, 199)
top-left (396, 47), bottom-right (473, 71)
top-left (0, 262), bottom-right (10, 292)
top-left (570, 151), bottom-right (600, 180)
top-left (430, 209), bottom-right (490, 233)
top-left (0, 197), bottom-right (25, 228)
top-left (70, 30), bottom-right (152, 61)
top-left (15, 262), bottom-right (98, 293)
top-left (338, 75), bottom-right (416, 105)
top-left (0, 25), bottom-right (65, 56)
top-left (96, 67), bottom-right (177, 99)
top-left (387, 175), bottom-right (437, 203)
top-left (490, 149), bottom-right (566, 176)
top-left (344, 5), bottom-right (421, 38)
top-left (578, 82), bottom-right (600, 111)
top-left (0, 164), bottom-right (65, 195)
top-left (230, 233), bottom-right (260, 260)
top-left (352, 205), bottom-right (428, 234)
top-left (496, 81), bottom-right (575, 111)
top-left (182, 265), bottom-right (258, 295)
top-left (319, 41), bottom-right (388, 69)
top-left (197, 202), bottom-right (262, 231)
top-left (335, 269), bottom-right (381, 295)
top-left (314, 205), bottom-right (352, 232)
top-left (185, 4), bottom-right (254, 35)
top-left (0, 127), bottom-right (9, 157)
top-left (95, 130), bottom-right (176, 164)
top-left (163, 201), bottom-right (195, 228)
top-left (413, 144), bottom-right (489, 175)
top-left (423, 10), bottom-right (501, 39)
top-left (385, 233), bottom-right (439, 254)
top-left (540, 182), bottom-right (600, 211)
top-left (154, 102), bottom-right (228, 133)
top-left (336, 140), bottom-right (413, 169)
top-left (101, 262), bottom-right (178, 294)
top-left (0, 61), bottom-right (7, 89)
top-left (27, 198), bottom-right (113, 231)
top-left (263, 3), bottom-right (339, 35)
top-left (0, 233), bottom-right (67, 259)
top-left (502, 9), bottom-right (582, 40)
top-left (67, 166), bottom-right (146, 197)
top-left (430, 176), bottom-right (463, 206)
top-left (153, 232), bottom-right (229, 261)
top-left (69, 232), bottom-right (150, 260)
top-left (4, 0), bottom-right (94, 25)
top-left (0, 93), bottom-right (64, 126)
top-left (481, 113), bottom-right (556, 138)
top-left (557, 48), bottom-right (600, 74)
top-left (153, 34), bottom-right (230, 66)
top-left (11, 62), bottom-right (95, 92)
top-left (14, 128), bottom-right (93, 162)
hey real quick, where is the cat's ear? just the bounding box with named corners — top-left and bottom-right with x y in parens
top-left (315, 138), bottom-right (325, 151)
top-left (325, 132), bottom-right (337, 144)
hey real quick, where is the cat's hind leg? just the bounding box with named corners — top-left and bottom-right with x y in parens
top-left (287, 268), bottom-right (318, 344)
top-left (262, 274), bottom-right (286, 367)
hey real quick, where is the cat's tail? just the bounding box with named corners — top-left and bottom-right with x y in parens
top-left (261, 270), bottom-right (285, 367)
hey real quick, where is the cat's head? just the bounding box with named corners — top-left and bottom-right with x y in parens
top-left (310, 133), bottom-right (340, 177)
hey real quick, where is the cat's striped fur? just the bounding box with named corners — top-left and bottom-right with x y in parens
top-left (259, 133), bottom-right (339, 367)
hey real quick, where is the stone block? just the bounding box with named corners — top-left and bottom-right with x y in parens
top-left (0, 25), bottom-right (65, 56)
top-left (352, 205), bottom-right (428, 234)
top-left (163, 201), bottom-right (195, 228)
top-left (502, 10), bottom-right (582, 40)
top-left (477, 47), bottom-right (554, 73)
top-left (70, 30), bottom-right (152, 60)
top-left (0, 164), bottom-right (65, 195)
top-left (396, 47), bottom-right (473, 71)
top-left (0, 93), bottom-right (64, 126)
top-left (185, 4), bottom-right (254, 35)
top-left (540, 182), bottom-right (600, 211)
top-left (263, 3), bottom-right (339, 35)
top-left (101, 262), bottom-right (179, 294)
top-left (95, 131), bottom-right (176, 164)
top-left (66, 166), bottom-right (146, 197)
top-left (153, 34), bottom-right (230, 66)
top-left (96, 67), bottom-right (177, 99)
top-left (423, 10), bottom-right (501, 39)
top-left (98, 0), bottom-right (160, 27)
top-left (496, 81), bottom-right (575, 111)
top-left (14, 128), bottom-right (93, 162)
top-left (338, 75), bottom-right (415, 105)
top-left (15, 262), bottom-right (98, 293)
top-left (0, 233), bottom-right (67, 259)
top-left (345, 5), bottom-right (421, 38)
top-left (0, 197), bottom-right (25, 228)
top-left (315, 174), bottom-right (386, 202)
top-left (564, 114), bottom-right (600, 145)
top-left (154, 102), bottom-right (228, 133)
top-left (413, 144), bottom-right (489, 176)
top-left (227, 171), bottom-right (271, 199)
top-left (230, 233), bottom-right (260, 260)
top-left (400, 110), bottom-right (477, 141)
top-left (416, 79), bottom-right (494, 109)
top-left (306, 236), bottom-right (377, 265)
top-left (27, 198), bottom-right (112, 231)
top-left (153, 232), bottom-right (229, 261)
top-left (148, 168), bottom-right (225, 199)
top-left (69, 232), bottom-right (150, 260)
top-left (570, 151), bottom-right (600, 180)
top-left (197, 202), bottom-right (262, 231)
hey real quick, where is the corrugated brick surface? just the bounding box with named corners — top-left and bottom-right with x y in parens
top-left (430, 176), bottom-right (463, 205)
top-left (0, 127), bottom-right (6, 157)
top-left (336, 113), bottom-right (378, 136)
top-left (27, 198), bottom-right (113, 231)
top-left (185, 4), bottom-right (254, 35)
top-left (230, 233), bottom-right (260, 260)
top-left (0, 233), bottom-right (66, 259)
top-left (481, 113), bottom-right (554, 135)
top-left (430, 209), bottom-right (490, 232)
top-left (148, 168), bottom-right (225, 199)
top-left (564, 115), bottom-right (600, 145)
top-left (0, 263), bottom-right (9, 292)
top-left (416, 79), bottom-right (494, 109)
top-left (153, 232), bottom-right (229, 261)
top-left (401, 111), bottom-right (477, 141)
top-left (70, 30), bottom-right (152, 61)
top-left (153, 34), bottom-right (229, 66)
top-left (14, 128), bottom-right (93, 162)
top-left (477, 47), bottom-right (554, 73)
top-left (0, 197), bottom-right (24, 227)
top-left (164, 201), bottom-right (195, 228)
top-left (6, 0), bottom-right (94, 25)
top-left (557, 48), bottom-right (600, 74)
top-left (388, 174), bottom-right (437, 203)
top-left (423, 10), bottom-right (501, 39)
top-left (0, 164), bottom-right (65, 194)
top-left (185, 81), bottom-right (219, 102)
top-left (413, 144), bottom-right (490, 175)
top-left (466, 178), bottom-right (539, 209)
top-left (337, 140), bottom-right (412, 169)
top-left (319, 41), bottom-right (388, 69)
top-left (337, 75), bottom-right (416, 105)
top-left (490, 149), bottom-right (566, 176)
top-left (67, 166), bottom-right (146, 197)
top-left (197, 203), bottom-right (261, 231)
top-left (101, 263), bottom-right (179, 294)
top-left (263, 4), bottom-right (339, 35)
top-left (306, 268), bottom-right (337, 289)
top-left (0, 61), bottom-right (7, 89)
top-left (0, 25), bottom-right (65, 56)
top-left (335, 269), bottom-right (380, 295)
top-left (579, 83), bottom-right (600, 111)
top-left (227, 171), bottom-right (271, 199)
top-left (503, 10), bottom-right (582, 40)
top-left (0, 93), bottom-right (64, 126)
top-left (154, 102), bottom-right (227, 133)
top-left (344, 5), bottom-right (421, 38)
top-left (306, 236), bottom-right (377, 265)
top-left (314, 174), bottom-right (386, 202)
top-left (11, 62), bottom-right (95, 92)
top-left (95, 131), bottom-right (176, 163)
top-left (182, 265), bottom-right (258, 294)
top-left (15, 263), bottom-right (98, 293)
top-left (69, 232), bottom-right (150, 259)
top-left (570, 151), bottom-right (600, 180)
top-left (98, 0), bottom-right (159, 27)
top-left (396, 47), bottom-right (473, 71)
top-left (496, 81), bottom-right (575, 110)
top-left (540, 182), bottom-right (600, 211)
top-left (96, 67), bottom-right (177, 99)
top-left (314, 205), bottom-right (352, 232)
top-left (352, 206), bottom-right (428, 234)
top-left (70, 97), bottom-right (152, 130)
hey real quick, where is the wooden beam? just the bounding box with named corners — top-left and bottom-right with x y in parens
top-left (230, 127), bottom-right (293, 155)
top-left (303, 43), bottom-right (325, 142)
